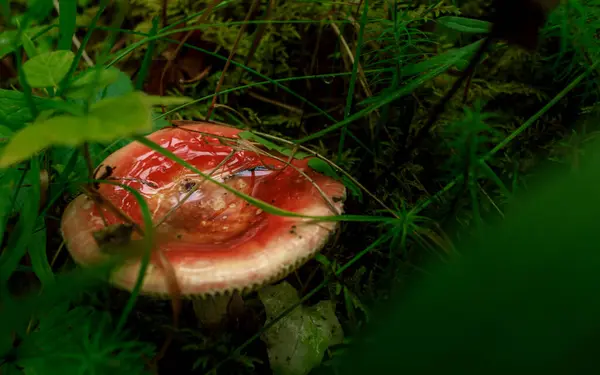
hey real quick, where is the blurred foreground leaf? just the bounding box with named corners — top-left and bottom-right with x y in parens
top-left (326, 140), bottom-right (600, 374)
top-left (0, 92), bottom-right (189, 167)
top-left (259, 281), bottom-right (344, 375)
top-left (0, 90), bottom-right (55, 129)
top-left (0, 26), bottom-right (49, 59)
top-left (64, 67), bottom-right (121, 99)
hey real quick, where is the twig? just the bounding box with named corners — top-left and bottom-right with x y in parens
top-left (247, 91), bottom-right (304, 115)
top-left (81, 184), bottom-right (142, 234)
top-left (251, 131), bottom-right (400, 219)
top-left (153, 150), bottom-right (237, 227)
top-left (246, 143), bottom-right (342, 215)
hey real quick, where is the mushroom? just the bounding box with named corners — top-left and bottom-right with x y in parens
top-left (60, 121), bottom-right (346, 328)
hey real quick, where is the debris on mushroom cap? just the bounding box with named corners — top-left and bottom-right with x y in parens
top-left (61, 121), bottom-right (346, 298)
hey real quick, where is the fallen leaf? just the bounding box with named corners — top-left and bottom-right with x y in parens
top-left (258, 281), bottom-right (344, 375)
top-left (144, 26), bottom-right (218, 95)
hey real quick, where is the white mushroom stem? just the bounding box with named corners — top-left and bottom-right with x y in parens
top-left (192, 294), bottom-right (235, 328)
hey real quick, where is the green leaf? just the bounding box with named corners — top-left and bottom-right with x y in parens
top-left (341, 176), bottom-right (363, 202)
top-left (308, 159), bottom-right (362, 201)
top-left (436, 16), bottom-right (491, 33)
top-left (64, 67), bottom-right (121, 99)
top-left (308, 158), bottom-right (338, 179)
top-left (22, 50), bottom-right (75, 88)
top-left (258, 281), bottom-right (344, 375)
top-left (0, 89), bottom-right (48, 129)
top-left (0, 92), bottom-right (156, 167)
top-left (95, 69), bottom-right (134, 101)
top-left (0, 26), bottom-right (50, 59)
top-left (20, 29), bottom-right (38, 58)
top-left (239, 131), bottom-right (310, 159)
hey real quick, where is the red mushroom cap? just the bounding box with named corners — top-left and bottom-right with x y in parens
top-left (61, 122), bottom-right (346, 297)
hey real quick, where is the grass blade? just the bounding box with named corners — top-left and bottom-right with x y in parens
top-left (57, 0), bottom-right (107, 95)
top-left (0, 168), bottom-right (23, 247)
top-left (416, 59), bottom-right (600, 214)
top-left (338, 0), bottom-right (369, 161)
top-left (57, 0), bottom-right (77, 51)
top-left (29, 217), bottom-right (54, 288)
top-left (132, 136), bottom-right (390, 223)
top-left (0, 157), bottom-right (41, 290)
top-left (100, 181), bottom-right (154, 332)
top-left (134, 17), bottom-right (159, 91)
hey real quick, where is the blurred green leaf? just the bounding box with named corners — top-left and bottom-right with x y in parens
top-left (0, 27), bottom-right (48, 59)
top-left (0, 125), bottom-right (12, 138)
top-left (26, 0), bottom-right (53, 22)
top-left (64, 67), bottom-right (121, 99)
top-left (95, 69), bottom-right (134, 101)
top-left (0, 90), bottom-right (52, 129)
top-left (259, 281), bottom-right (344, 375)
top-left (436, 16), bottom-right (491, 33)
top-left (22, 51), bottom-right (75, 88)
top-left (328, 139), bottom-right (600, 375)
top-left (0, 92), bottom-right (187, 167)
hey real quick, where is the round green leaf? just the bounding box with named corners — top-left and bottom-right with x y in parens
top-left (22, 50), bottom-right (75, 88)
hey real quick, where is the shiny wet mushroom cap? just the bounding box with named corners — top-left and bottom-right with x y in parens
top-left (60, 122), bottom-right (346, 299)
